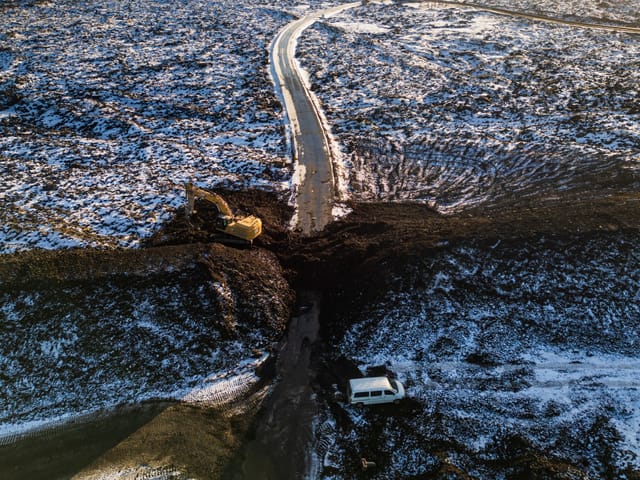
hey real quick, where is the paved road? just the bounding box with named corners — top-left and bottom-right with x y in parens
top-left (270, 0), bottom-right (637, 236)
top-left (404, 1), bottom-right (640, 34)
top-left (270, 3), bottom-right (360, 235)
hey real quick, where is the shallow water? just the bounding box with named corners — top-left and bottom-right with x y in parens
top-left (224, 291), bottom-right (321, 480)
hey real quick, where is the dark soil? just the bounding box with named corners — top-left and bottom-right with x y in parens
top-left (143, 188), bottom-right (295, 250)
top-left (4, 189), bottom-right (637, 292)
top-left (1, 190), bottom-right (639, 479)
top-left (78, 401), bottom-right (259, 480)
top-left (283, 191), bottom-right (640, 289)
top-left (0, 402), bottom-right (172, 480)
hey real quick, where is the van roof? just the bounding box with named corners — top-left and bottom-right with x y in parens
top-left (348, 376), bottom-right (393, 391)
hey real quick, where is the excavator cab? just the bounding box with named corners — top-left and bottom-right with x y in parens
top-left (216, 215), bottom-right (232, 229)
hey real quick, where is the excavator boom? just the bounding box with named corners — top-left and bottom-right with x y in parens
top-left (185, 182), bottom-right (234, 218)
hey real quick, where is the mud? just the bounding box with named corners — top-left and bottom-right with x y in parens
top-left (0, 402), bottom-right (172, 480)
top-left (223, 291), bottom-right (321, 480)
top-left (143, 189), bottom-right (295, 250)
top-left (4, 189), bottom-right (637, 290)
top-left (74, 400), bottom-right (264, 480)
top-left (284, 191), bottom-right (640, 288)
top-left (1, 191), bottom-right (640, 479)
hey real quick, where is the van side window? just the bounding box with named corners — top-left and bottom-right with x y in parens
top-left (371, 391), bottom-right (382, 397)
top-left (384, 390), bottom-right (395, 395)
top-left (354, 392), bottom-right (369, 398)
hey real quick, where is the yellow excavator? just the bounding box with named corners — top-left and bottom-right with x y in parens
top-left (185, 182), bottom-right (262, 244)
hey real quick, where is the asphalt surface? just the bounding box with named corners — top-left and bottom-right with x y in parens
top-left (269, 0), bottom-right (638, 237)
top-left (270, 3), bottom-right (359, 235)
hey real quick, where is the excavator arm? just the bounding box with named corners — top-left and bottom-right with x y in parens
top-left (185, 182), bottom-right (234, 218)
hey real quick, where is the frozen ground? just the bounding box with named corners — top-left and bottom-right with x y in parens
top-left (3, 0), bottom-right (638, 252)
top-left (0, 258), bottom-right (289, 440)
top-left (2, 2), bottom-right (640, 478)
top-left (0, 0), bottom-right (326, 253)
top-left (320, 232), bottom-right (640, 478)
top-left (298, 2), bottom-right (640, 212)
top-left (460, 0), bottom-right (640, 26)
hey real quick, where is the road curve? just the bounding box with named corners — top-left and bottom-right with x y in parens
top-left (270, 1), bottom-right (638, 236)
top-left (270, 3), bottom-right (360, 235)
top-left (404, 1), bottom-right (640, 34)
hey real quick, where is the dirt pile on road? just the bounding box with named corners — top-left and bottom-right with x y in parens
top-left (283, 191), bottom-right (640, 288)
top-left (144, 189), bottom-right (294, 249)
top-left (3, 189), bottom-right (638, 303)
top-left (199, 242), bottom-right (294, 335)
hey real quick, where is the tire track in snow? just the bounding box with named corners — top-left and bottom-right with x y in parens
top-left (273, 0), bottom-right (638, 221)
top-left (0, 359), bottom-right (266, 448)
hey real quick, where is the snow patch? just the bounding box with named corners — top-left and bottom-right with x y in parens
top-left (331, 234), bottom-right (640, 476)
top-left (329, 21), bottom-right (390, 34)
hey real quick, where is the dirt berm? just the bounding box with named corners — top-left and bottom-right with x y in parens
top-left (282, 191), bottom-right (640, 288)
top-left (2, 189), bottom-right (639, 295)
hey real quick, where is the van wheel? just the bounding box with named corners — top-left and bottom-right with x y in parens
top-left (393, 399), bottom-right (400, 405)
top-left (355, 402), bottom-right (365, 408)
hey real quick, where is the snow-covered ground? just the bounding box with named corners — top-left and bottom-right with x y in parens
top-left (2, 1), bottom-right (640, 477)
top-left (0, 265), bottom-right (282, 440)
top-left (3, 0), bottom-right (638, 251)
top-left (460, 0), bottom-right (640, 26)
top-left (0, 0), bottom-right (324, 253)
top-left (322, 232), bottom-right (640, 478)
top-left (298, 2), bottom-right (640, 212)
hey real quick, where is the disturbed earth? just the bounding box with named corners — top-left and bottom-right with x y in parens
top-left (2, 193), bottom-right (640, 479)
top-left (1, 0), bottom-right (640, 479)
top-left (297, 2), bottom-right (640, 213)
top-left (314, 204), bottom-right (640, 480)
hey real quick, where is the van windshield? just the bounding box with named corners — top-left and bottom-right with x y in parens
top-left (390, 380), bottom-right (398, 392)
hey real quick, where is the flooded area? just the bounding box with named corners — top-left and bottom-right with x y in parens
top-left (225, 291), bottom-right (321, 480)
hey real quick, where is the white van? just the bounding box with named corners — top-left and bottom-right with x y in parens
top-left (347, 376), bottom-right (405, 406)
